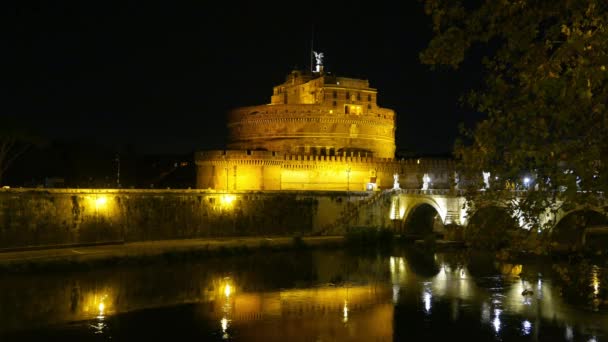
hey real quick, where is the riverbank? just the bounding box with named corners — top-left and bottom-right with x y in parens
top-left (0, 235), bottom-right (468, 273)
top-left (0, 236), bottom-right (346, 273)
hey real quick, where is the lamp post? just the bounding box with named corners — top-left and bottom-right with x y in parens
top-left (115, 153), bottom-right (120, 188)
top-left (346, 167), bottom-right (351, 192)
top-left (225, 166), bottom-right (229, 192)
top-left (346, 166), bottom-right (352, 230)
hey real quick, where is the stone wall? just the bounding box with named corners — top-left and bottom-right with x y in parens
top-left (0, 189), bottom-right (390, 250)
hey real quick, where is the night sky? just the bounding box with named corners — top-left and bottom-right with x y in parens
top-left (16, 2), bottom-right (484, 156)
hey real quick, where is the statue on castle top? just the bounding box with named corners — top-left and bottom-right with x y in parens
top-left (313, 51), bottom-right (324, 72)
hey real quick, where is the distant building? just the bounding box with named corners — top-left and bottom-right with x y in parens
top-left (196, 59), bottom-right (453, 191)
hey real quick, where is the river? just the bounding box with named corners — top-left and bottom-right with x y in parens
top-left (1, 246), bottom-right (606, 341)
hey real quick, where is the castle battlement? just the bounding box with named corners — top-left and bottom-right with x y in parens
top-left (229, 104), bottom-right (394, 121)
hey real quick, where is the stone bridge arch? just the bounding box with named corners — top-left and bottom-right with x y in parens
top-left (390, 191), bottom-right (467, 236)
top-left (401, 201), bottom-right (446, 236)
top-left (550, 207), bottom-right (608, 251)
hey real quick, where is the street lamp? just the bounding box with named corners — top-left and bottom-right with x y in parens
top-left (225, 166), bottom-right (229, 192)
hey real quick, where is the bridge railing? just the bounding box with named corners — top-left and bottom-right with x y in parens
top-left (393, 188), bottom-right (465, 196)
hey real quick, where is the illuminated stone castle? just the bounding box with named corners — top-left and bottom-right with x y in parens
top-left (195, 56), bottom-right (453, 191)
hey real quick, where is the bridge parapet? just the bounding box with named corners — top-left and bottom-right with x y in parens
top-left (393, 188), bottom-right (465, 196)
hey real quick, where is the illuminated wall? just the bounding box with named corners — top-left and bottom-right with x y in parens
top-left (0, 188), bottom-right (393, 250)
top-left (227, 104), bottom-right (395, 159)
top-left (196, 150), bottom-right (456, 192)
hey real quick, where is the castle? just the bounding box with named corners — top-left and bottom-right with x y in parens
top-left (195, 55), bottom-right (454, 191)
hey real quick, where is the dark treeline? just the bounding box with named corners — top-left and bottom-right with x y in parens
top-left (4, 139), bottom-right (195, 189)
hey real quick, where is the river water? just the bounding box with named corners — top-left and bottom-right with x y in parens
top-left (1, 247), bottom-right (606, 341)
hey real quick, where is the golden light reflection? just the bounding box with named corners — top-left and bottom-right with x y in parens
top-left (591, 265), bottom-right (600, 296)
top-left (203, 284), bottom-right (394, 341)
top-left (82, 291), bottom-right (113, 319)
top-left (389, 256), bottom-right (407, 284)
top-left (219, 277), bottom-right (234, 340)
top-left (221, 317), bottom-right (230, 339)
top-left (498, 263), bottom-right (523, 277)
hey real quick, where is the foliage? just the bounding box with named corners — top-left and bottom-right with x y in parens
top-left (421, 1), bottom-right (608, 230)
top-left (0, 117), bottom-right (45, 185)
top-left (464, 207), bottom-right (516, 250)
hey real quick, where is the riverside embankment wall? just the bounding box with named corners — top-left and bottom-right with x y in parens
top-left (0, 189), bottom-right (393, 250)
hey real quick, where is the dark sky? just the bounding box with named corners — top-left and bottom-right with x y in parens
top-left (15, 2), bottom-right (483, 156)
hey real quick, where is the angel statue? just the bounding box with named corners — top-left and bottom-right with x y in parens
top-left (393, 173), bottom-right (400, 190)
top-left (313, 51), bottom-right (324, 72)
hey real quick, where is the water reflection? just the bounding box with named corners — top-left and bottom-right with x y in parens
top-left (422, 283), bottom-right (432, 314)
top-left (0, 249), bottom-right (607, 341)
top-left (592, 265), bottom-right (600, 296)
top-left (565, 325), bottom-right (574, 341)
top-left (89, 294), bottom-right (109, 335)
top-left (492, 308), bottom-right (502, 333)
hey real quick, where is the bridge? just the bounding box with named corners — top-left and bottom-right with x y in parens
top-left (337, 187), bottom-right (608, 250)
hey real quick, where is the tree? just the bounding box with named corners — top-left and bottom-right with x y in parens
top-left (0, 117), bottom-right (44, 185)
top-left (420, 1), bottom-right (608, 231)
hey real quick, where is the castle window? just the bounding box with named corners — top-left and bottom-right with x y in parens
top-left (345, 105), bottom-right (350, 114)
top-left (357, 93), bottom-right (361, 101)
top-left (333, 90), bottom-right (337, 98)
top-left (332, 101), bottom-right (337, 107)
top-left (346, 92), bottom-right (350, 100)
top-left (368, 94), bottom-right (371, 101)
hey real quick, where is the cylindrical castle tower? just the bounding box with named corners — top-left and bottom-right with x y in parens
top-left (226, 70), bottom-right (396, 158)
